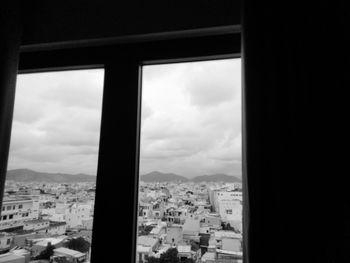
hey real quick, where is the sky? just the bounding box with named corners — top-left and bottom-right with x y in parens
top-left (140, 59), bottom-right (241, 178)
top-left (7, 58), bottom-right (241, 178)
top-left (7, 69), bottom-right (104, 175)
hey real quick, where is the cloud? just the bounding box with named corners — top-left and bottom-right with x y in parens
top-left (139, 58), bottom-right (242, 178)
top-left (184, 59), bottom-right (241, 108)
top-left (8, 60), bottom-right (241, 178)
top-left (7, 69), bottom-right (104, 175)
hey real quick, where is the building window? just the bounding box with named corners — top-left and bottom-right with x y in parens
top-left (7, 206), bottom-right (11, 210)
top-left (19, 205), bottom-right (23, 209)
top-left (9, 215), bottom-right (13, 219)
top-left (3, 215), bottom-right (7, 220)
top-left (7, 239), bottom-right (11, 245)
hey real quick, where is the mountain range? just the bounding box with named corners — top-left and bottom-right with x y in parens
top-left (140, 171), bottom-right (242, 183)
top-left (6, 169), bottom-right (96, 183)
top-left (6, 169), bottom-right (242, 183)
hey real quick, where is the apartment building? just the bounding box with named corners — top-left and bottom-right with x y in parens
top-left (0, 197), bottom-right (34, 231)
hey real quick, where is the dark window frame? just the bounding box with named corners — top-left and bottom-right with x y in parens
top-left (15, 32), bottom-right (243, 263)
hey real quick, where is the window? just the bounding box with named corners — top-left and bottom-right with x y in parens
top-left (2, 69), bottom-right (103, 260)
top-left (137, 58), bottom-right (242, 262)
top-left (8, 32), bottom-right (240, 263)
top-left (7, 239), bottom-right (11, 245)
top-left (3, 215), bottom-right (7, 220)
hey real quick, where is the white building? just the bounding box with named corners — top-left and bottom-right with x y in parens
top-left (0, 233), bottom-right (13, 253)
top-left (137, 236), bottom-right (159, 263)
top-left (165, 225), bottom-right (183, 245)
top-left (65, 203), bottom-right (93, 228)
top-left (183, 218), bottom-right (200, 242)
top-left (52, 247), bottom-right (87, 263)
top-left (23, 219), bottom-right (50, 231)
top-left (0, 197), bottom-right (34, 231)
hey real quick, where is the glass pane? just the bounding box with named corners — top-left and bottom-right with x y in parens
top-left (2, 69), bottom-right (104, 261)
top-left (137, 59), bottom-right (242, 263)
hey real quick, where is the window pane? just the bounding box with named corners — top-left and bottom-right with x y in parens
top-left (137, 59), bottom-right (242, 263)
top-left (2, 69), bottom-right (104, 260)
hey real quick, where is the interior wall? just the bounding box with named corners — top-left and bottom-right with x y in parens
top-left (243, 1), bottom-right (349, 262)
top-left (21, 0), bottom-right (240, 47)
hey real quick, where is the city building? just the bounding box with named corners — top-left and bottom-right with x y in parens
top-left (52, 247), bottom-right (87, 263)
top-left (0, 197), bottom-right (34, 232)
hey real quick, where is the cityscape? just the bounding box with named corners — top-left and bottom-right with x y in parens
top-left (0, 174), bottom-right (95, 263)
top-left (0, 171), bottom-right (243, 263)
top-left (136, 175), bottom-right (243, 263)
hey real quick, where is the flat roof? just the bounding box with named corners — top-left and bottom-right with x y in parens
top-left (0, 253), bottom-right (25, 262)
top-left (137, 236), bottom-right (158, 247)
top-left (50, 221), bottom-right (67, 227)
top-left (137, 245), bottom-right (152, 253)
top-left (54, 247), bottom-right (85, 258)
top-left (33, 237), bottom-right (67, 246)
top-left (2, 196), bottom-right (32, 203)
top-left (177, 245), bottom-right (191, 253)
top-left (25, 219), bottom-right (50, 224)
top-left (214, 231), bottom-right (242, 239)
top-left (216, 249), bottom-right (243, 257)
top-left (201, 252), bottom-right (216, 261)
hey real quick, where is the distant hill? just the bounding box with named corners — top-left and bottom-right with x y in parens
top-left (140, 171), bottom-right (241, 183)
top-left (6, 169), bottom-right (96, 183)
top-left (192, 173), bottom-right (242, 183)
top-left (140, 171), bottom-right (189, 182)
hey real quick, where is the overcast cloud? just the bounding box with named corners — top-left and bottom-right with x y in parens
top-left (140, 59), bottom-right (241, 178)
top-left (8, 59), bottom-right (241, 178)
top-left (7, 69), bottom-right (104, 175)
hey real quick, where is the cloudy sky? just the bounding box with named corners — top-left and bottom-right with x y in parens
top-left (140, 58), bottom-right (241, 178)
top-left (7, 58), bottom-right (241, 178)
top-left (7, 69), bottom-right (104, 175)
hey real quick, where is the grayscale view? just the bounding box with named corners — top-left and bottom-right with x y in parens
top-left (137, 59), bottom-right (242, 263)
top-left (1, 70), bottom-right (104, 262)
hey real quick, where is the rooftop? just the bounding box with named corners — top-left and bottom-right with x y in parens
top-left (0, 253), bottom-right (24, 262)
top-left (137, 236), bottom-right (158, 247)
top-left (216, 249), bottom-right (243, 257)
top-left (50, 221), bottom-right (67, 227)
top-left (24, 219), bottom-right (50, 224)
top-left (177, 245), bottom-right (191, 253)
top-left (201, 252), bottom-right (216, 261)
top-left (2, 196), bottom-right (32, 202)
top-left (54, 247), bottom-right (86, 258)
top-left (33, 236), bottom-right (67, 246)
top-left (214, 231), bottom-right (242, 239)
top-left (137, 245), bottom-right (152, 253)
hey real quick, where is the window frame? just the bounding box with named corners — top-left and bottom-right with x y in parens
top-left (14, 32), bottom-right (244, 263)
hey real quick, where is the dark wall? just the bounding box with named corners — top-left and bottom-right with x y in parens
top-left (21, 0), bottom-right (240, 46)
top-left (243, 1), bottom-right (349, 262)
